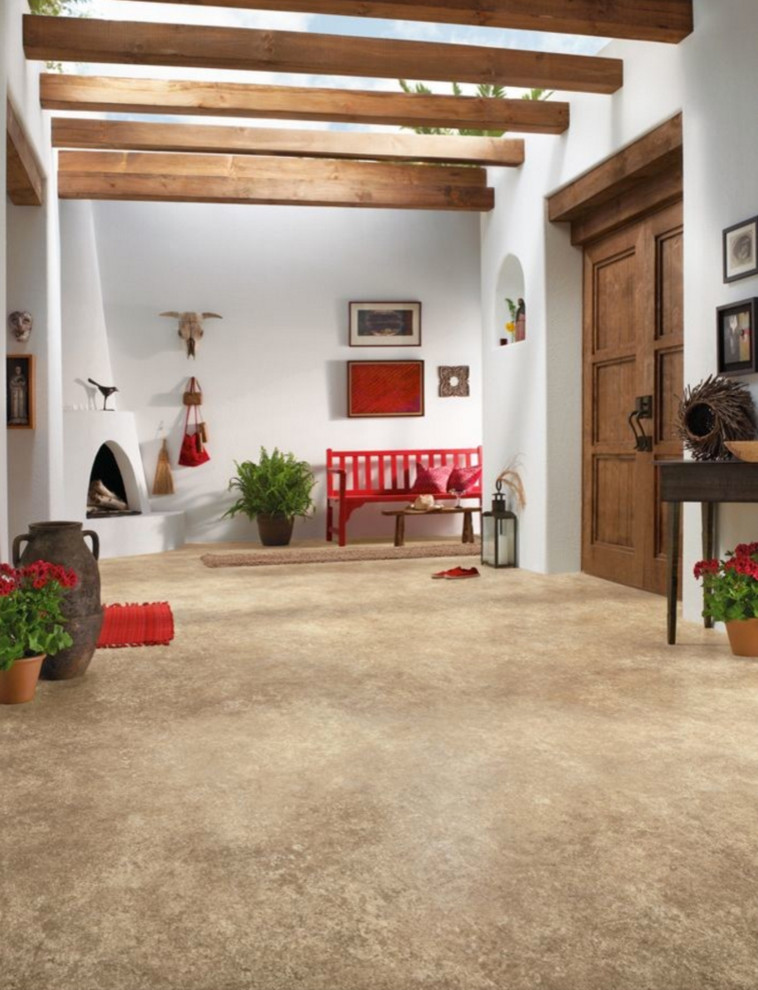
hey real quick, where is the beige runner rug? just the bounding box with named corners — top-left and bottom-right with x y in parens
top-left (201, 540), bottom-right (480, 568)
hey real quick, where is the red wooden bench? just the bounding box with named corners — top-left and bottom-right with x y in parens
top-left (326, 446), bottom-right (482, 546)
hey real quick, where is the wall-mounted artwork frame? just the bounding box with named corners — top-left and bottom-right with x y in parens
top-left (6, 354), bottom-right (35, 429)
top-left (347, 360), bottom-right (424, 417)
top-left (349, 301), bottom-right (421, 347)
top-left (723, 217), bottom-right (758, 282)
top-left (716, 299), bottom-right (757, 375)
top-left (438, 365), bottom-right (470, 397)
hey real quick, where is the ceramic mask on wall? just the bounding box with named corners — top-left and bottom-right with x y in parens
top-left (8, 311), bottom-right (32, 343)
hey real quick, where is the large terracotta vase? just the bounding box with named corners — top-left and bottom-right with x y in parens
top-left (725, 618), bottom-right (758, 657)
top-left (12, 521), bottom-right (103, 680)
top-left (0, 655), bottom-right (45, 705)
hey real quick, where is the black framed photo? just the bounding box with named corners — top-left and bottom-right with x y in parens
top-left (717, 299), bottom-right (757, 375)
top-left (724, 217), bottom-right (758, 282)
top-left (6, 354), bottom-right (35, 429)
top-left (348, 301), bottom-right (421, 347)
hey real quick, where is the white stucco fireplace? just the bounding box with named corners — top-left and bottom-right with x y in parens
top-left (63, 410), bottom-right (184, 559)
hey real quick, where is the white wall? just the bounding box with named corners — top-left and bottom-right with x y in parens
top-left (678, 0), bottom-right (758, 621)
top-left (483, 1), bottom-right (758, 619)
top-left (60, 201), bottom-right (115, 408)
top-left (87, 201), bottom-right (483, 543)
top-left (482, 42), bottom-right (686, 571)
top-left (0, 0), bottom-right (9, 560)
top-left (3, 0), bottom-right (63, 549)
top-left (482, 40), bottom-right (690, 574)
top-left (8, 0), bottom-right (758, 601)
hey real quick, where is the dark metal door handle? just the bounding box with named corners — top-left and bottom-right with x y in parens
top-left (628, 409), bottom-right (653, 452)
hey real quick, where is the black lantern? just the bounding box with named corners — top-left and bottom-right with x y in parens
top-left (481, 480), bottom-right (517, 567)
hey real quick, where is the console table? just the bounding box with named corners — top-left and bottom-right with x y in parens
top-left (657, 460), bottom-right (758, 644)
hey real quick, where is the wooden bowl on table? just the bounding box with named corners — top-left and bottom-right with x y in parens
top-left (725, 441), bottom-right (758, 462)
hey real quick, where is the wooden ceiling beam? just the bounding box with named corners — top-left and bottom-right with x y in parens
top-left (113, 0), bottom-right (693, 44)
top-left (57, 151), bottom-right (495, 210)
top-left (40, 74), bottom-right (569, 134)
top-left (6, 99), bottom-right (44, 206)
top-left (58, 150), bottom-right (487, 185)
top-left (57, 173), bottom-right (495, 209)
top-left (25, 15), bottom-right (623, 94)
top-left (52, 118), bottom-right (525, 167)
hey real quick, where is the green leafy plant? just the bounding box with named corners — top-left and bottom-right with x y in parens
top-left (398, 80), bottom-right (553, 137)
top-left (28, 0), bottom-right (89, 70)
top-left (0, 561), bottom-right (78, 671)
top-left (694, 543), bottom-right (758, 622)
top-left (28, 0), bottom-right (87, 15)
top-left (224, 447), bottom-right (316, 521)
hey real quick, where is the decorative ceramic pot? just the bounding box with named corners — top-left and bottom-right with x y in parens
top-left (725, 618), bottom-right (758, 657)
top-left (256, 514), bottom-right (295, 546)
top-left (0, 655), bottom-right (45, 705)
top-left (12, 521), bottom-right (103, 680)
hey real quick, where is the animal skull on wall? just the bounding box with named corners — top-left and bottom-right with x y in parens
top-left (160, 311), bottom-right (222, 358)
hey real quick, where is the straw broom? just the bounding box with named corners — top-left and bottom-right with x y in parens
top-left (152, 438), bottom-right (175, 496)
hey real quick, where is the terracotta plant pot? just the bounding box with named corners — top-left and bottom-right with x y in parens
top-left (725, 618), bottom-right (758, 657)
top-left (0, 655), bottom-right (45, 705)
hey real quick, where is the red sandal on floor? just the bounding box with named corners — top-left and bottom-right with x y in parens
top-left (431, 566), bottom-right (480, 580)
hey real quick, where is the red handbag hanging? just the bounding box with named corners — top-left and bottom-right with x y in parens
top-left (178, 378), bottom-right (210, 467)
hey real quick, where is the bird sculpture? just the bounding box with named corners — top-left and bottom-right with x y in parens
top-left (160, 311), bottom-right (222, 358)
top-left (88, 378), bottom-right (119, 411)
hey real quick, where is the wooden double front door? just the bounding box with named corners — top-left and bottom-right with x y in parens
top-left (582, 202), bottom-right (683, 596)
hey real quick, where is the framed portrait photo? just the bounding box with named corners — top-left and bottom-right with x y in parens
top-left (349, 301), bottom-right (421, 347)
top-left (6, 354), bottom-right (35, 430)
top-left (347, 360), bottom-right (424, 417)
top-left (716, 299), bottom-right (757, 375)
top-left (724, 217), bottom-right (758, 282)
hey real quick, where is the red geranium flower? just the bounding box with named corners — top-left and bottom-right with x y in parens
top-left (0, 560), bottom-right (78, 671)
top-left (694, 544), bottom-right (758, 623)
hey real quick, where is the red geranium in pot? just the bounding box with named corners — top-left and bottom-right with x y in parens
top-left (694, 542), bottom-right (758, 657)
top-left (0, 561), bottom-right (78, 704)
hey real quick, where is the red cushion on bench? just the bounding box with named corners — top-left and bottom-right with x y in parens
top-left (411, 463), bottom-right (453, 494)
top-left (448, 465), bottom-right (482, 494)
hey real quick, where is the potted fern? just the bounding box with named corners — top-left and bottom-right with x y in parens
top-left (223, 447), bottom-right (316, 546)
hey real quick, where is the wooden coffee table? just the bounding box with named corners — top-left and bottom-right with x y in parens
top-left (381, 506), bottom-right (478, 547)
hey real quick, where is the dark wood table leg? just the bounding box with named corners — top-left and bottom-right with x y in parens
top-left (701, 501), bottom-right (716, 629)
top-left (461, 509), bottom-right (474, 543)
top-left (395, 514), bottom-right (405, 548)
top-left (667, 500), bottom-right (681, 645)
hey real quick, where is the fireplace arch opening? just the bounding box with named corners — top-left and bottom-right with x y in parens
top-left (87, 442), bottom-right (142, 518)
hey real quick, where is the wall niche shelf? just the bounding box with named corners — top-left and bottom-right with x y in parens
top-left (495, 254), bottom-right (526, 349)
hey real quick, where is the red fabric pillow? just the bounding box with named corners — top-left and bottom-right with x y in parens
top-left (411, 463), bottom-right (453, 494)
top-left (447, 465), bottom-right (482, 494)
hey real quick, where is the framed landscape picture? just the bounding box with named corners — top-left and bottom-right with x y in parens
top-left (716, 299), bottom-right (757, 375)
top-left (347, 360), bottom-right (424, 417)
top-left (349, 301), bottom-right (421, 347)
top-left (724, 217), bottom-right (758, 282)
top-left (6, 354), bottom-right (35, 429)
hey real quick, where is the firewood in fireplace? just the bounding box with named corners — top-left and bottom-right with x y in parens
top-left (88, 478), bottom-right (128, 512)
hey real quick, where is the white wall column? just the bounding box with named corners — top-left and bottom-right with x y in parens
top-left (0, 0), bottom-right (9, 560)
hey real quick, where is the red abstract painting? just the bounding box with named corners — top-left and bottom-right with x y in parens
top-left (347, 360), bottom-right (425, 418)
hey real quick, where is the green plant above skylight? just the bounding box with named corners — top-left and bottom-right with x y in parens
top-left (398, 80), bottom-right (553, 137)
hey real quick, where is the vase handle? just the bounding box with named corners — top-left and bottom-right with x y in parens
top-left (82, 530), bottom-right (100, 561)
top-left (11, 534), bottom-right (29, 567)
